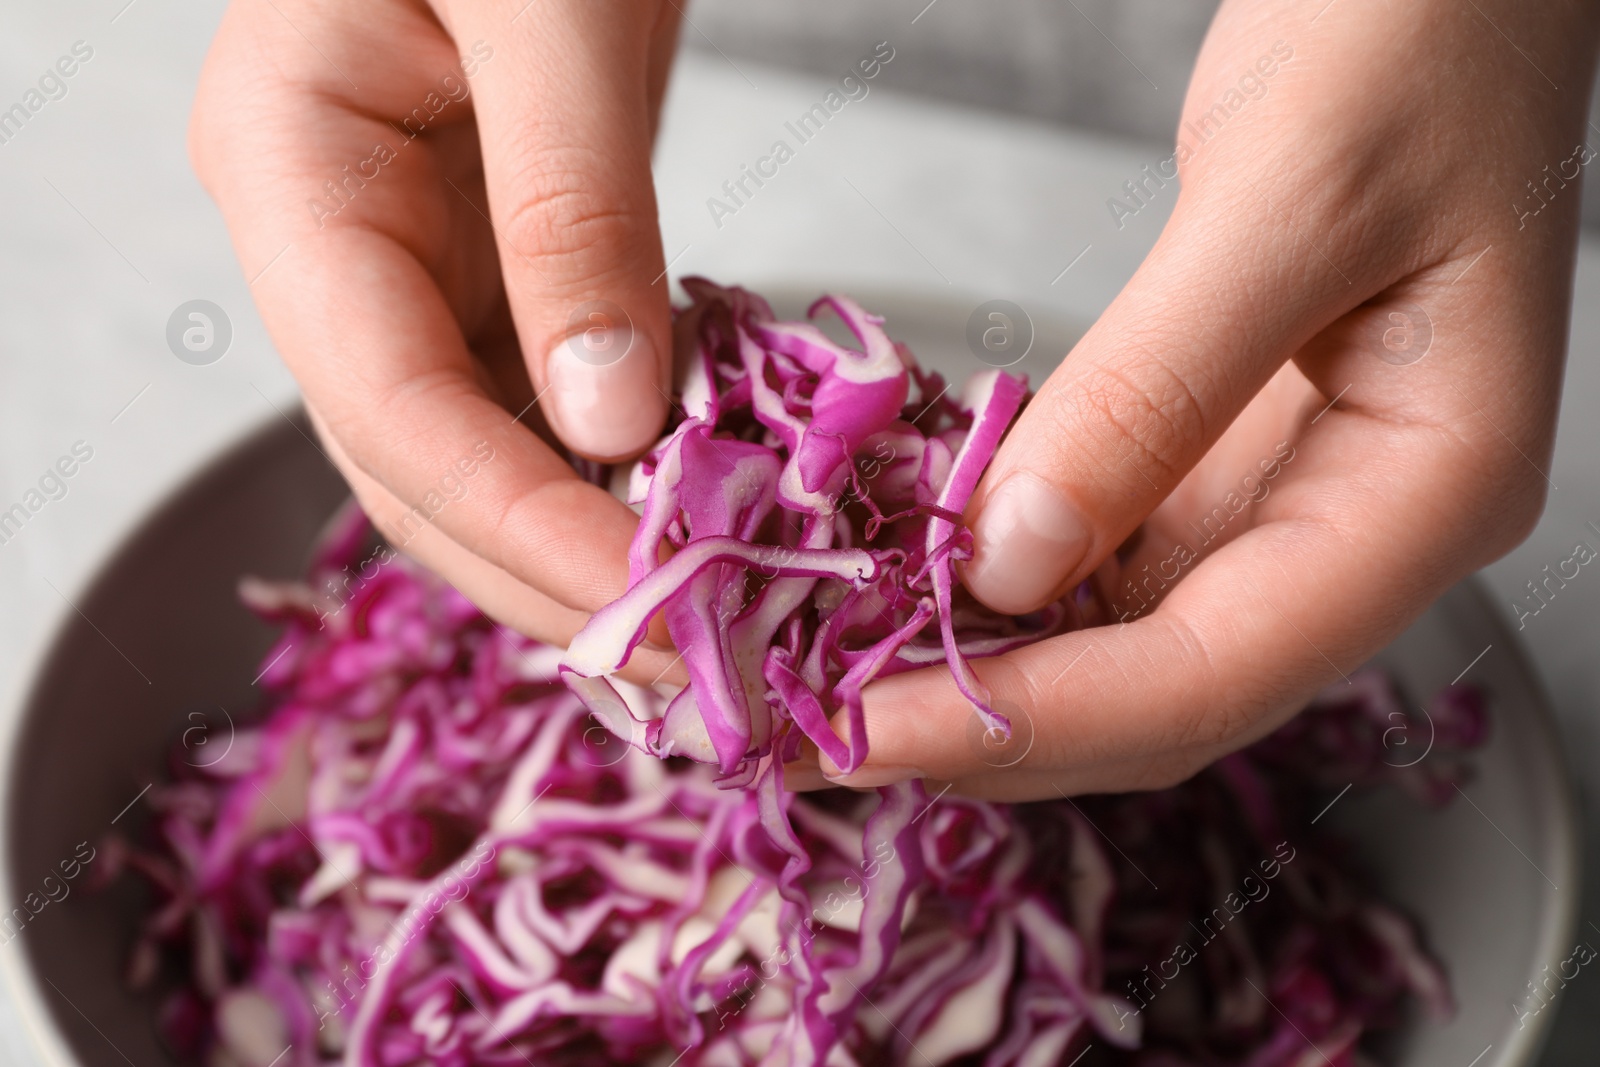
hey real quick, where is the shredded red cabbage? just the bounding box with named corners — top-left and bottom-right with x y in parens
top-left (105, 283), bottom-right (1486, 1067)
top-left (562, 280), bottom-right (1075, 782)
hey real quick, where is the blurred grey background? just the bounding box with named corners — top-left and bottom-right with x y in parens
top-left (685, 0), bottom-right (1600, 228)
top-left (691, 0), bottom-right (1217, 140)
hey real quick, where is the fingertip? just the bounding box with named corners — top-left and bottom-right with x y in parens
top-left (821, 763), bottom-right (920, 790)
top-left (819, 678), bottom-right (931, 788)
top-left (782, 760), bottom-right (836, 792)
top-left (962, 470), bottom-right (1092, 614)
top-left (542, 328), bottom-right (669, 462)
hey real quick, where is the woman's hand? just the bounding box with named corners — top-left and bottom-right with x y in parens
top-left (829, 0), bottom-right (1600, 798)
top-left (191, 0), bottom-right (683, 680)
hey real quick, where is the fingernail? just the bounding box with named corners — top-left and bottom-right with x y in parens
top-left (544, 332), bottom-right (665, 461)
top-left (964, 471), bottom-right (1091, 615)
top-left (822, 764), bottom-right (919, 789)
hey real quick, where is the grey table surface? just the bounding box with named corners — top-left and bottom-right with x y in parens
top-left (1, 1), bottom-right (1599, 1064)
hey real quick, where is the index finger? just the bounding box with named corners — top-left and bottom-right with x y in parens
top-left (191, 6), bottom-right (642, 616)
top-left (446, 0), bottom-right (673, 462)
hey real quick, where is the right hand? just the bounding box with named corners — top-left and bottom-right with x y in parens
top-left (191, 0), bottom-right (684, 677)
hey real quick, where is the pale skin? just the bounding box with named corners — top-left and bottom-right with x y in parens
top-left (193, 0), bottom-right (1598, 800)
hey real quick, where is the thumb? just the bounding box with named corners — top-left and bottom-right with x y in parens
top-left (457, 0), bottom-right (672, 461)
top-left (962, 202), bottom-right (1356, 615)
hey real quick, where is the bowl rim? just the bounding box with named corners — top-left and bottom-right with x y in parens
top-left (0, 407), bottom-right (1582, 1067)
top-left (1444, 578), bottom-right (1584, 1067)
top-left (0, 407), bottom-right (308, 1067)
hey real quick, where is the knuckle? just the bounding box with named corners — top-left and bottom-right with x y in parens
top-left (1431, 411), bottom-right (1553, 561)
top-left (1477, 456), bottom-right (1549, 558)
top-left (1502, 484), bottom-right (1549, 548)
top-left (1168, 709), bottom-right (1225, 754)
top-left (1167, 696), bottom-right (1249, 755)
top-left (1154, 619), bottom-right (1244, 754)
top-left (498, 158), bottom-right (650, 286)
top-left (1068, 355), bottom-right (1208, 488)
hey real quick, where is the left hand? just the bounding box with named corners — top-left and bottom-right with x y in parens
top-left (816, 0), bottom-right (1597, 799)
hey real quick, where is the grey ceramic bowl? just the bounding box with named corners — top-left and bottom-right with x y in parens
top-left (0, 401), bottom-right (1580, 1067)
